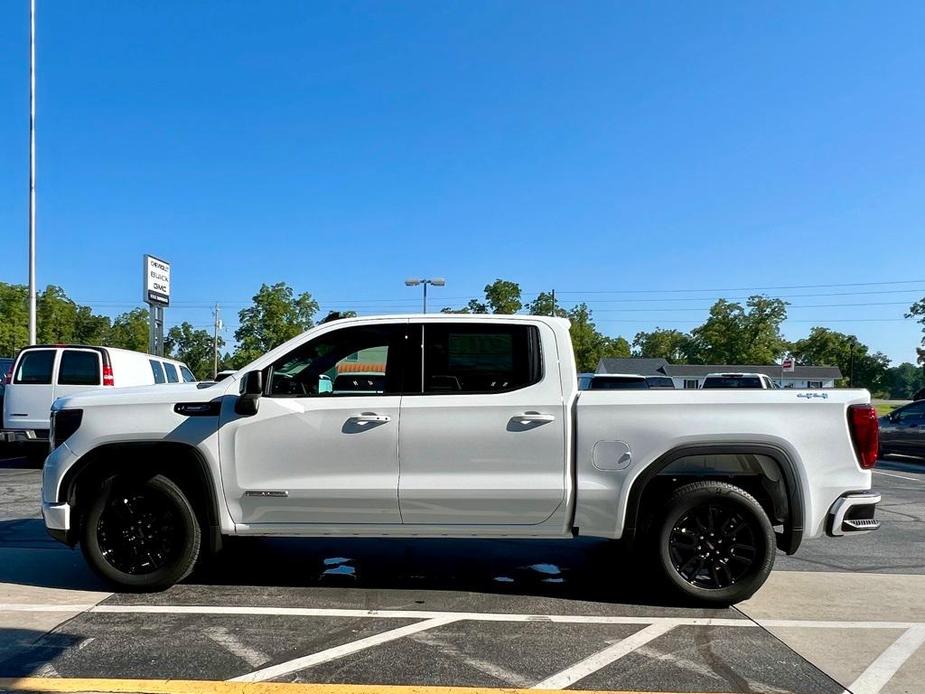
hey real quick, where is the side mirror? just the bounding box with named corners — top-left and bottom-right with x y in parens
top-left (235, 370), bottom-right (264, 416)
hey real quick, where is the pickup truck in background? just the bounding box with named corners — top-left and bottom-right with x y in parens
top-left (40, 315), bottom-right (881, 603)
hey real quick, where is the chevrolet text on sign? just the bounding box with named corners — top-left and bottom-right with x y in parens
top-left (143, 254), bottom-right (171, 306)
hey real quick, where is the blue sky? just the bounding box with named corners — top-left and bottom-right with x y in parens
top-left (0, 2), bottom-right (923, 362)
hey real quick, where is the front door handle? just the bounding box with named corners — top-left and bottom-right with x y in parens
top-left (349, 413), bottom-right (392, 424)
top-left (513, 412), bottom-right (555, 425)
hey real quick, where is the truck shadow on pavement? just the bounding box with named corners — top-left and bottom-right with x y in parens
top-left (0, 517), bottom-right (697, 607)
top-left (0, 627), bottom-right (84, 679)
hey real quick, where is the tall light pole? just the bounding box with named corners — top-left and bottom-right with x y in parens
top-left (404, 278), bottom-right (445, 313)
top-left (27, 0), bottom-right (37, 344)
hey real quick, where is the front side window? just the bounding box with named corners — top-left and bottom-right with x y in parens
top-left (150, 360), bottom-right (166, 384)
top-left (269, 324), bottom-right (405, 397)
top-left (896, 402), bottom-right (925, 423)
top-left (421, 323), bottom-right (541, 394)
top-left (163, 363), bottom-right (179, 383)
top-left (58, 350), bottom-right (101, 386)
top-left (179, 366), bottom-right (196, 382)
top-left (14, 349), bottom-right (56, 385)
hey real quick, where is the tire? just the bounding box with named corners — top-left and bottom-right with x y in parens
top-left (80, 473), bottom-right (201, 591)
top-left (653, 481), bottom-right (775, 605)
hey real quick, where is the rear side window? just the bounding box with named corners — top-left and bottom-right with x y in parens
top-left (590, 376), bottom-right (648, 390)
top-left (421, 323), bottom-right (541, 394)
top-left (13, 349), bottom-right (56, 384)
top-left (58, 350), bottom-right (101, 385)
top-left (163, 363), bottom-right (179, 383)
top-left (150, 360), bottom-right (166, 384)
top-left (179, 366), bottom-right (196, 382)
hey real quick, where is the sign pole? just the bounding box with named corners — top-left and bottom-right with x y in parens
top-left (143, 254), bottom-right (171, 356)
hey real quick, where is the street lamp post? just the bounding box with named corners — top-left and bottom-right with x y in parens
top-left (28, 0), bottom-right (37, 344)
top-left (404, 278), bottom-right (445, 313)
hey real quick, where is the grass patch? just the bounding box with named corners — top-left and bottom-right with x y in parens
top-left (875, 404), bottom-right (897, 416)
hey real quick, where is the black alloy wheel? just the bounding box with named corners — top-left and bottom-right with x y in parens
top-left (654, 481), bottom-right (775, 605)
top-left (80, 474), bottom-right (201, 591)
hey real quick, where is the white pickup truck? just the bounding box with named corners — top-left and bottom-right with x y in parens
top-left (41, 314), bottom-right (881, 603)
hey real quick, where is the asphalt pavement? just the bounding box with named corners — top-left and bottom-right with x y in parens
top-left (0, 452), bottom-right (922, 694)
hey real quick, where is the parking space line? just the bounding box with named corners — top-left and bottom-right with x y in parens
top-left (873, 470), bottom-right (921, 482)
top-left (530, 622), bottom-right (677, 690)
top-left (5, 602), bottom-right (925, 631)
top-left (845, 626), bottom-right (925, 694)
top-left (230, 616), bottom-right (460, 683)
top-left (0, 678), bottom-right (732, 694)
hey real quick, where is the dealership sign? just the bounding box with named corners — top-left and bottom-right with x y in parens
top-left (143, 254), bottom-right (171, 306)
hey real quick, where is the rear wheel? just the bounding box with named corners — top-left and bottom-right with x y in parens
top-left (80, 474), bottom-right (200, 591)
top-left (653, 481), bottom-right (775, 605)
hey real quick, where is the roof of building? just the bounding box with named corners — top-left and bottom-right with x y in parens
top-left (595, 358), bottom-right (842, 381)
top-left (597, 358), bottom-right (670, 375)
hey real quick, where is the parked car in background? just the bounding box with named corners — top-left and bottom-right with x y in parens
top-left (879, 400), bottom-right (925, 459)
top-left (701, 373), bottom-right (777, 389)
top-left (914, 387), bottom-right (925, 401)
top-left (645, 375), bottom-right (676, 389)
top-left (214, 370), bottom-right (236, 382)
top-left (588, 374), bottom-right (649, 390)
top-left (2, 345), bottom-right (194, 452)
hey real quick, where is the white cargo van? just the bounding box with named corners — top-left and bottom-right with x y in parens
top-left (1, 345), bottom-right (195, 444)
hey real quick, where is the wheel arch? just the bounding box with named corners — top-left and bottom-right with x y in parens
top-left (623, 443), bottom-right (804, 554)
top-left (58, 441), bottom-right (223, 553)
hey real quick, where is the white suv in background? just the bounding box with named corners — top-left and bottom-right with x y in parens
top-left (2, 345), bottom-right (195, 448)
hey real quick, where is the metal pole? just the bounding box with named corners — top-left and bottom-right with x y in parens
top-left (27, 0), bottom-right (37, 345)
top-left (213, 303), bottom-right (220, 379)
top-left (423, 282), bottom-right (428, 314)
top-left (551, 289), bottom-right (556, 316)
top-left (148, 305), bottom-right (156, 355)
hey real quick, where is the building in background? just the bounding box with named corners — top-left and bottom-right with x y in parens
top-left (596, 358), bottom-right (841, 389)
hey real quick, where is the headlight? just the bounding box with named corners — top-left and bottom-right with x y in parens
top-left (51, 409), bottom-right (83, 451)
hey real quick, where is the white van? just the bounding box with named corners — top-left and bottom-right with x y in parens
top-left (1, 344), bottom-right (195, 443)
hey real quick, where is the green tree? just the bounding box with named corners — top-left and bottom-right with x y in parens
top-left (907, 298), bottom-right (925, 365)
top-left (566, 303), bottom-right (630, 372)
top-left (789, 327), bottom-right (890, 392)
top-left (0, 282), bottom-right (29, 356)
top-left (165, 321), bottom-right (222, 380)
top-left (526, 291), bottom-right (566, 318)
top-left (74, 306), bottom-right (112, 345)
top-left (483, 279), bottom-right (522, 314)
top-left (632, 328), bottom-right (691, 363)
top-left (883, 362), bottom-right (925, 400)
top-left (233, 282), bottom-right (319, 366)
top-left (37, 285), bottom-right (80, 344)
top-left (688, 296), bottom-right (789, 364)
top-left (109, 308), bottom-right (151, 352)
top-left (320, 310), bottom-right (358, 324)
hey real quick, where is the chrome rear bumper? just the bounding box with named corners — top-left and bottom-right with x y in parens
top-left (827, 491), bottom-right (881, 536)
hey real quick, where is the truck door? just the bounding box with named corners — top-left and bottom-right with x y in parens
top-left (3, 348), bottom-right (57, 432)
top-left (398, 321), bottom-right (567, 526)
top-left (218, 322), bottom-right (408, 526)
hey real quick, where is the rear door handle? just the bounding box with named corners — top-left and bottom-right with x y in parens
top-left (513, 412), bottom-right (555, 425)
top-left (349, 413), bottom-right (391, 424)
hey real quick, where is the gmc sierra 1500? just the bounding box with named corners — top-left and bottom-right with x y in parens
top-left (41, 314), bottom-right (880, 603)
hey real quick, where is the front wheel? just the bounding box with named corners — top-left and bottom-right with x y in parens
top-left (654, 481), bottom-right (775, 605)
top-left (80, 474), bottom-right (201, 591)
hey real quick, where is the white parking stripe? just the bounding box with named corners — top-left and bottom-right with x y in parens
top-left (229, 616), bottom-right (458, 683)
top-left (5, 603), bottom-right (925, 632)
top-left (204, 626), bottom-right (271, 668)
top-left (846, 626), bottom-right (925, 694)
top-left (873, 470), bottom-right (921, 482)
top-left (531, 622), bottom-right (676, 690)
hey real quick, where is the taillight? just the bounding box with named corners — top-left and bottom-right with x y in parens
top-left (103, 365), bottom-right (114, 386)
top-left (848, 404), bottom-right (879, 470)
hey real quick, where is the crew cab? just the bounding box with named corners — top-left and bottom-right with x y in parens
top-left (41, 315), bottom-right (881, 603)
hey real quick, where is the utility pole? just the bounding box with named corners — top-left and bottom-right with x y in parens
top-left (551, 289), bottom-right (556, 317)
top-left (212, 303), bottom-right (222, 379)
top-left (27, 0), bottom-right (37, 344)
